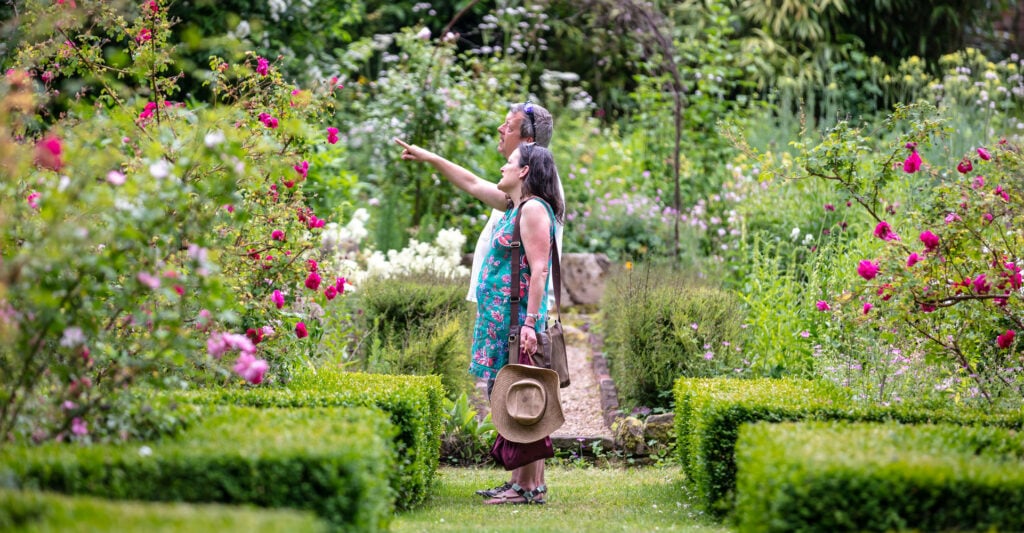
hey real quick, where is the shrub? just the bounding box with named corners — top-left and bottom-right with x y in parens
top-left (602, 265), bottom-right (748, 410)
top-left (736, 421), bottom-right (1024, 532)
top-left (0, 489), bottom-right (328, 532)
top-left (355, 273), bottom-right (473, 398)
top-left (178, 370), bottom-right (444, 510)
top-left (0, 406), bottom-right (396, 532)
top-left (673, 376), bottom-right (1024, 516)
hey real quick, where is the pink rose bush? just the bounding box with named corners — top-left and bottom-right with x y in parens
top-left (798, 104), bottom-right (1024, 404)
top-left (0, 3), bottom-right (355, 443)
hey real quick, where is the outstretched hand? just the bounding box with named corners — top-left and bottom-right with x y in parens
top-left (394, 138), bottom-right (432, 163)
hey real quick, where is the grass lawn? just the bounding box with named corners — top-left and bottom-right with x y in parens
top-left (392, 465), bottom-right (730, 532)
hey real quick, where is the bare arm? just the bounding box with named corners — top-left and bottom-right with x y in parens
top-left (394, 138), bottom-right (508, 211)
top-left (521, 200), bottom-right (552, 321)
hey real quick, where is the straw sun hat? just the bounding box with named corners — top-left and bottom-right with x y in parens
top-left (490, 364), bottom-right (565, 443)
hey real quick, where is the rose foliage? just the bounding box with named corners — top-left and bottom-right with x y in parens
top-left (789, 103), bottom-right (1023, 406)
top-left (1, 0), bottom-right (350, 443)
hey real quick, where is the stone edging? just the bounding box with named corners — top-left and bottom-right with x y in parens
top-left (588, 333), bottom-right (621, 429)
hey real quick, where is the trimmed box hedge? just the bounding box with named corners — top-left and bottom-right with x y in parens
top-left (1, 489), bottom-right (328, 532)
top-left (735, 421), bottom-right (1024, 532)
top-left (177, 370), bottom-right (443, 510)
top-left (674, 377), bottom-right (1024, 516)
top-left (0, 406), bottom-right (395, 532)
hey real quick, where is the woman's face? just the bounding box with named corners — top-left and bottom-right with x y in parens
top-left (497, 148), bottom-right (525, 194)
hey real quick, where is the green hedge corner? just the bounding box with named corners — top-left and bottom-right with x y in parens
top-left (736, 421), bottom-right (1024, 532)
top-left (673, 376), bottom-right (1024, 516)
top-left (0, 406), bottom-right (395, 532)
top-left (0, 489), bottom-right (328, 532)
top-left (175, 369), bottom-right (443, 510)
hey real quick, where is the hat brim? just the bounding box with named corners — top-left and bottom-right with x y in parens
top-left (491, 364), bottom-right (565, 443)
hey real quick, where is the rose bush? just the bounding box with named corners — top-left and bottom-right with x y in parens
top-left (792, 103), bottom-right (1024, 406)
top-left (1, 0), bottom-right (351, 443)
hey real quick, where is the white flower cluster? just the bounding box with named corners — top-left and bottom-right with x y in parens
top-left (321, 209), bottom-right (469, 287)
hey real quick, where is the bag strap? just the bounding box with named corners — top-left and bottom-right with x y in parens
top-left (510, 198), bottom-right (561, 337)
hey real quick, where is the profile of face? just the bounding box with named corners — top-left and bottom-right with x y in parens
top-left (497, 147), bottom-right (526, 194)
top-left (497, 111), bottom-right (528, 158)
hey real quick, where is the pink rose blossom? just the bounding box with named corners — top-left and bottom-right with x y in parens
top-left (919, 231), bottom-right (939, 252)
top-left (271, 229), bottom-right (284, 241)
top-left (293, 161), bottom-right (309, 179)
top-left (902, 149), bottom-right (922, 174)
top-left (920, 303), bottom-right (936, 313)
top-left (335, 277), bottom-right (346, 294)
top-left (107, 170), bottom-right (126, 185)
top-left (34, 136), bottom-right (63, 171)
top-left (305, 271), bottom-right (322, 290)
top-left (26, 191), bottom-right (40, 210)
top-left (972, 274), bottom-right (990, 295)
top-left (994, 185), bottom-right (1010, 202)
top-left (977, 147), bottom-right (991, 161)
top-left (272, 290), bottom-right (285, 309)
top-left (983, 213), bottom-right (994, 223)
top-left (972, 176), bottom-right (985, 189)
top-left (815, 300), bottom-right (830, 311)
top-left (877, 283), bottom-right (893, 301)
top-left (136, 28), bottom-right (152, 43)
top-left (857, 260), bottom-right (879, 280)
top-left (325, 286), bottom-right (338, 300)
top-left (256, 57), bottom-right (270, 76)
top-left (997, 330), bottom-right (1015, 349)
top-left (906, 252), bottom-right (921, 266)
top-left (873, 221), bottom-right (899, 241)
top-left (71, 417), bottom-right (88, 436)
top-left (233, 353), bottom-right (269, 384)
top-left (327, 127), bottom-right (339, 144)
top-left (944, 212), bottom-right (962, 224)
top-left (862, 302), bottom-right (873, 315)
top-left (206, 331), bottom-right (256, 359)
top-left (824, 203), bottom-right (835, 212)
top-left (137, 272), bottom-right (161, 289)
top-left (956, 157), bottom-right (973, 174)
top-left (295, 321), bottom-right (308, 338)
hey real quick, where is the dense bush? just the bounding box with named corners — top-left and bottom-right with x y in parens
top-left (602, 265), bottom-right (748, 410)
top-left (0, 489), bottom-right (328, 532)
top-left (178, 370), bottom-right (443, 510)
top-left (1, 0), bottom-right (354, 443)
top-left (674, 377), bottom-right (1024, 516)
top-left (355, 273), bottom-right (473, 398)
top-left (0, 406), bottom-right (396, 531)
top-left (736, 421), bottom-right (1024, 532)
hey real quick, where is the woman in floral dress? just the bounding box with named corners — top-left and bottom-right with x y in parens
top-left (395, 138), bottom-right (564, 505)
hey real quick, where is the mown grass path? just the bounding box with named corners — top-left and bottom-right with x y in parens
top-left (392, 465), bottom-right (730, 532)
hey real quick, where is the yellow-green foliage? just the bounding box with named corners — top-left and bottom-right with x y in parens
top-left (178, 370), bottom-right (444, 510)
top-left (673, 377), bottom-right (1024, 516)
top-left (603, 266), bottom-right (748, 410)
top-left (0, 407), bottom-right (395, 532)
top-left (0, 489), bottom-right (328, 532)
top-left (736, 422), bottom-right (1024, 532)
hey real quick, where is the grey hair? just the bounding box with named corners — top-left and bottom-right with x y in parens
top-left (509, 102), bottom-right (553, 148)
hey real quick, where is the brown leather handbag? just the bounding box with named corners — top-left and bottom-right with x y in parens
top-left (507, 201), bottom-right (570, 388)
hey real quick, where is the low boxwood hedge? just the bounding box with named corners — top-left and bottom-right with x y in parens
top-left (0, 406), bottom-right (395, 532)
top-left (1, 489), bottom-right (328, 532)
top-left (176, 370), bottom-right (443, 510)
top-left (674, 377), bottom-right (1024, 516)
top-left (735, 421), bottom-right (1024, 532)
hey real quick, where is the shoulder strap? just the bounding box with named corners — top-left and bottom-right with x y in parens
top-left (510, 199), bottom-right (561, 329)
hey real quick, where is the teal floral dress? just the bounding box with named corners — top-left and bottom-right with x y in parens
top-left (470, 198), bottom-right (555, 379)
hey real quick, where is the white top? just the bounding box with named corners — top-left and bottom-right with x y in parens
top-left (467, 177), bottom-right (565, 306)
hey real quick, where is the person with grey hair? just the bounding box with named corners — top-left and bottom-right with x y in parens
top-left (468, 103), bottom-right (562, 306)
top-left (394, 103), bottom-right (566, 505)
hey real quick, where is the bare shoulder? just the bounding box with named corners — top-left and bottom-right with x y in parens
top-left (521, 199), bottom-right (551, 219)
